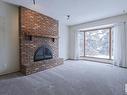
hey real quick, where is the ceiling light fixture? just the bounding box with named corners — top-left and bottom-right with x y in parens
top-left (33, 0), bottom-right (36, 5)
top-left (67, 15), bottom-right (70, 20)
top-left (123, 10), bottom-right (126, 13)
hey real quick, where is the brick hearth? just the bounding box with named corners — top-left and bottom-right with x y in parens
top-left (19, 7), bottom-right (63, 75)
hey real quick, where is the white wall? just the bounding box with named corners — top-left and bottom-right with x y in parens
top-left (59, 22), bottom-right (69, 60)
top-left (0, 1), bottom-right (19, 75)
top-left (68, 14), bottom-right (127, 59)
top-left (70, 14), bottom-right (127, 30)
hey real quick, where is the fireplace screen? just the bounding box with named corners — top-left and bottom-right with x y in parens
top-left (34, 45), bottom-right (53, 62)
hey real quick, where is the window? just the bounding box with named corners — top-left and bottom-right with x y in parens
top-left (79, 27), bottom-right (113, 59)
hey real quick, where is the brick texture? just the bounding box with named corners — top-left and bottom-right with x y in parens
top-left (19, 7), bottom-right (63, 75)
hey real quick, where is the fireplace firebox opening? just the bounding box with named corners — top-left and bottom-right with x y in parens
top-left (34, 44), bottom-right (53, 62)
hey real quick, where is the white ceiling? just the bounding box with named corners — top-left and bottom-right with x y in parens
top-left (2, 0), bottom-right (127, 25)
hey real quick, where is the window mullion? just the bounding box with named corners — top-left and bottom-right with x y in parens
top-left (84, 32), bottom-right (86, 57)
top-left (109, 28), bottom-right (112, 59)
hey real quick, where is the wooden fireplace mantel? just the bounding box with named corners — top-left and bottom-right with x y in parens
top-left (24, 33), bottom-right (59, 39)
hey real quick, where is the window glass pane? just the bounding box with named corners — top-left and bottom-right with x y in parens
top-left (85, 29), bottom-right (109, 59)
top-left (78, 32), bottom-right (84, 56)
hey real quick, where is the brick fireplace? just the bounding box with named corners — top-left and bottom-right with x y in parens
top-left (19, 7), bottom-right (63, 75)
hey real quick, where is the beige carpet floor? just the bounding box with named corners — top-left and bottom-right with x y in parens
top-left (0, 60), bottom-right (127, 95)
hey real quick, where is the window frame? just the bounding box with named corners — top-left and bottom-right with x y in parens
top-left (80, 27), bottom-right (112, 60)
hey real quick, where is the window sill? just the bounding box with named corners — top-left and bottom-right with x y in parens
top-left (79, 57), bottom-right (113, 64)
